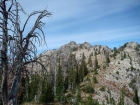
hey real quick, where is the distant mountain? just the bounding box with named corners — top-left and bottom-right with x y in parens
top-left (28, 41), bottom-right (140, 105)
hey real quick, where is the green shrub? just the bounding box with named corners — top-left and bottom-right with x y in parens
top-left (86, 77), bottom-right (90, 81)
top-left (82, 94), bottom-right (99, 105)
top-left (116, 71), bottom-right (119, 75)
top-left (39, 82), bottom-right (54, 103)
top-left (93, 76), bottom-right (98, 83)
top-left (94, 69), bottom-right (98, 74)
top-left (129, 79), bottom-right (136, 89)
top-left (131, 79), bottom-right (136, 84)
top-left (133, 88), bottom-right (139, 105)
top-left (76, 89), bottom-right (81, 104)
top-left (103, 65), bottom-right (106, 69)
top-left (82, 85), bottom-right (94, 93)
top-left (100, 86), bottom-right (105, 92)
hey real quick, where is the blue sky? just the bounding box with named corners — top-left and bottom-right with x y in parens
top-left (18, 0), bottom-right (140, 52)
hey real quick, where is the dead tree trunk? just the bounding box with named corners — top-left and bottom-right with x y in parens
top-left (0, 0), bottom-right (51, 104)
top-left (0, 0), bottom-right (10, 104)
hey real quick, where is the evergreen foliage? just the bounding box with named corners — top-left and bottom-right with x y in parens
top-left (23, 74), bottom-right (40, 102)
top-left (56, 58), bottom-right (64, 102)
top-left (76, 87), bottom-right (81, 104)
top-left (133, 88), bottom-right (139, 105)
top-left (94, 52), bottom-right (98, 69)
top-left (94, 52), bottom-right (99, 74)
top-left (88, 54), bottom-right (92, 67)
top-left (119, 43), bottom-right (128, 51)
top-left (118, 90), bottom-right (125, 105)
top-left (124, 52), bottom-right (126, 58)
top-left (22, 74), bottom-right (54, 104)
top-left (29, 75), bottom-right (40, 100)
top-left (106, 88), bottom-right (117, 105)
top-left (64, 54), bottom-right (79, 91)
top-left (94, 69), bottom-right (98, 74)
top-left (79, 53), bottom-right (88, 82)
top-left (68, 67), bottom-right (76, 90)
top-left (106, 56), bottom-right (110, 64)
top-left (75, 64), bottom-right (80, 85)
top-left (82, 94), bottom-right (100, 105)
top-left (82, 84), bottom-right (94, 93)
top-left (93, 76), bottom-right (98, 83)
top-left (114, 47), bottom-right (117, 52)
top-left (113, 47), bottom-right (118, 59)
top-left (100, 86), bottom-right (105, 92)
top-left (116, 71), bottom-right (119, 75)
top-left (39, 76), bottom-right (54, 103)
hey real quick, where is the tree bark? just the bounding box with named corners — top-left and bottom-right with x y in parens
top-left (1, 1), bottom-right (9, 104)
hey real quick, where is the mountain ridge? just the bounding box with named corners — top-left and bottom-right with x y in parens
top-left (28, 41), bottom-right (140, 105)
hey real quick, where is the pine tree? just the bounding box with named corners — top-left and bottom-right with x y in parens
top-left (113, 47), bottom-right (118, 59)
top-left (124, 52), bottom-right (126, 58)
top-left (93, 76), bottom-right (98, 83)
top-left (118, 90), bottom-right (125, 105)
top-left (56, 58), bottom-right (64, 101)
top-left (29, 74), bottom-right (40, 101)
top-left (68, 67), bottom-right (76, 90)
top-left (76, 88), bottom-right (81, 103)
top-left (79, 53), bottom-right (88, 82)
top-left (83, 94), bottom-right (99, 105)
top-left (39, 78), bottom-right (54, 103)
top-left (23, 74), bottom-right (40, 102)
top-left (133, 88), bottom-right (139, 105)
top-left (46, 83), bottom-right (54, 102)
top-left (64, 76), bottom-right (68, 93)
top-left (94, 51), bottom-right (98, 74)
top-left (75, 64), bottom-right (80, 84)
top-left (81, 53), bottom-right (88, 76)
top-left (88, 55), bottom-right (92, 67)
top-left (106, 53), bottom-right (110, 67)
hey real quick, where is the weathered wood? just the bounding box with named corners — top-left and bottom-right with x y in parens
top-left (0, 0), bottom-right (51, 104)
top-left (0, 51), bottom-right (2, 105)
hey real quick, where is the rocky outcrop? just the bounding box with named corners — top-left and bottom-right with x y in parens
top-left (29, 41), bottom-right (140, 105)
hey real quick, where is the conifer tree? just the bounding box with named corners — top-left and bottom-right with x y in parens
top-left (39, 77), bottom-right (54, 103)
top-left (23, 74), bottom-right (38, 102)
top-left (83, 94), bottom-right (99, 105)
top-left (88, 54), bottom-right (92, 67)
top-left (118, 90), bottom-right (125, 105)
top-left (56, 58), bottom-right (64, 101)
top-left (113, 47), bottom-right (118, 59)
top-left (106, 53), bottom-right (110, 67)
top-left (133, 88), bottom-right (139, 105)
top-left (124, 52), bottom-right (126, 59)
top-left (29, 74), bottom-right (40, 101)
top-left (79, 53), bottom-right (88, 82)
top-left (81, 53), bottom-right (88, 76)
top-left (76, 87), bottom-right (81, 103)
top-left (75, 64), bottom-right (80, 84)
top-left (66, 54), bottom-right (78, 90)
top-left (94, 51), bottom-right (99, 70)
top-left (64, 76), bottom-right (68, 93)
top-left (68, 67), bottom-right (76, 90)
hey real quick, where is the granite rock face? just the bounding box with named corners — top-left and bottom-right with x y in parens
top-left (29, 41), bottom-right (140, 105)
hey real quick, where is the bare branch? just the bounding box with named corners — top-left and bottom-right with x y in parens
top-left (22, 11), bottom-right (44, 33)
top-left (8, 0), bottom-right (13, 12)
top-left (0, 10), bottom-right (3, 14)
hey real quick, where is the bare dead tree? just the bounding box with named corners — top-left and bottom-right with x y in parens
top-left (0, 0), bottom-right (14, 104)
top-left (0, 0), bottom-right (51, 104)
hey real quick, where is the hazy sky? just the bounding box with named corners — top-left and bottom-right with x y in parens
top-left (18, 0), bottom-right (140, 52)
